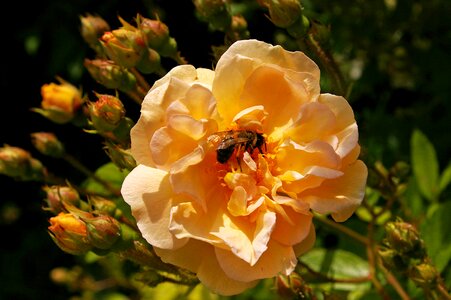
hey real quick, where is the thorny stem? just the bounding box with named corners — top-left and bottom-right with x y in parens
top-left (378, 262), bottom-right (412, 300)
top-left (367, 222), bottom-right (390, 299)
top-left (301, 32), bottom-right (347, 97)
top-left (62, 153), bottom-right (121, 197)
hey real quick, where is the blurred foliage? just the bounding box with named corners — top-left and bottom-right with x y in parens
top-left (1, 0), bottom-right (451, 299)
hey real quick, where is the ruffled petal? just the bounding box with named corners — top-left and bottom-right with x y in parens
top-left (301, 160), bottom-right (368, 222)
top-left (215, 239), bottom-right (297, 282)
top-left (121, 165), bottom-right (188, 249)
top-left (154, 240), bottom-right (259, 295)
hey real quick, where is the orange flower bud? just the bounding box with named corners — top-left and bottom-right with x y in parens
top-left (34, 78), bottom-right (84, 124)
top-left (80, 14), bottom-right (110, 53)
top-left (30, 132), bottom-right (65, 158)
top-left (44, 185), bottom-right (80, 214)
top-left (84, 59), bottom-right (137, 92)
top-left (48, 213), bottom-right (92, 255)
top-left (0, 145), bottom-right (47, 181)
top-left (88, 94), bottom-right (126, 132)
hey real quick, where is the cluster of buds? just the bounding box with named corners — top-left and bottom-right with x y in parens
top-left (0, 145), bottom-right (47, 181)
top-left (193, 0), bottom-right (249, 43)
top-left (46, 192), bottom-right (137, 256)
top-left (33, 77), bottom-right (85, 125)
top-left (378, 219), bottom-right (440, 290)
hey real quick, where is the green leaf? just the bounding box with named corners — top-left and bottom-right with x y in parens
top-left (300, 248), bottom-right (369, 291)
top-left (82, 162), bottom-right (129, 197)
top-left (410, 129), bottom-right (439, 202)
top-left (439, 163), bottom-right (451, 193)
top-left (420, 201), bottom-right (451, 272)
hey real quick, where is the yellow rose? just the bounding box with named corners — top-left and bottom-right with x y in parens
top-left (39, 79), bottom-right (83, 124)
top-left (121, 39), bottom-right (367, 295)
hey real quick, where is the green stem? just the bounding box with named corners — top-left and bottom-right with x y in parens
top-left (62, 153), bottom-right (121, 197)
top-left (313, 214), bottom-right (369, 245)
top-left (131, 68), bottom-right (151, 91)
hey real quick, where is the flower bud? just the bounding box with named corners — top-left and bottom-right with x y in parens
top-left (88, 195), bottom-right (119, 217)
top-left (276, 273), bottom-right (313, 299)
top-left (409, 263), bottom-right (438, 289)
top-left (80, 14), bottom-right (110, 54)
top-left (33, 78), bottom-right (84, 124)
top-left (100, 27), bottom-right (145, 68)
top-left (138, 16), bottom-right (170, 50)
top-left (84, 59), bottom-right (137, 92)
top-left (104, 142), bottom-right (136, 171)
top-left (48, 212), bottom-right (92, 255)
top-left (193, 0), bottom-right (232, 32)
top-left (110, 117), bottom-right (135, 147)
top-left (378, 248), bottom-right (407, 271)
top-left (84, 214), bottom-right (121, 250)
top-left (88, 94), bottom-right (126, 132)
top-left (136, 47), bottom-right (163, 74)
top-left (44, 185), bottom-right (80, 214)
top-left (31, 132), bottom-right (65, 158)
top-left (0, 145), bottom-right (47, 181)
top-left (265, 0), bottom-right (303, 29)
top-left (385, 220), bottom-right (424, 256)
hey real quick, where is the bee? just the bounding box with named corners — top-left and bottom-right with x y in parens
top-left (209, 130), bottom-right (266, 165)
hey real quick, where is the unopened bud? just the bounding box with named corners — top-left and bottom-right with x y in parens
top-left (48, 212), bottom-right (92, 255)
top-left (31, 132), bottom-right (65, 158)
top-left (264, 0), bottom-right (302, 28)
top-left (138, 16), bottom-right (170, 50)
top-left (33, 78), bottom-right (84, 124)
top-left (88, 94), bottom-right (126, 132)
top-left (80, 14), bottom-right (110, 54)
top-left (110, 117), bottom-right (135, 147)
top-left (88, 195), bottom-right (120, 217)
top-left (84, 59), bottom-right (137, 92)
top-left (100, 25), bottom-right (145, 68)
top-left (0, 145), bottom-right (47, 181)
top-left (193, 0), bottom-right (231, 32)
top-left (83, 214), bottom-right (121, 250)
top-left (385, 220), bottom-right (424, 256)
top-left (136, 47), bottom-right (162, 74)
top-left (104, 142), bottom-right (136, 171)
top-left (409, 263), bottom-right (438, 289)
top-left (44, 185), bottom-right (80, 214)
top-left (378, 248), bottom-right (407, 271)
top-left (276, 273), bottom-right (313, 299)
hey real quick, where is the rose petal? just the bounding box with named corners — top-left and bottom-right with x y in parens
top-left (215, 239), bottom-right (297, 282)
top-left (121, 165), bottom-right (187, 249)
top-left (271, 205), bottom-right (313, 246)
top-left (293, 222), bottom-right (316, 256)
top-left (155, 239), bottom-right (259, 295)
top-left (301, 160), bottom-right (368, 221)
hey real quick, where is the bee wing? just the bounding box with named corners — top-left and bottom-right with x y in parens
top-left (218, 137), bottom-right (249, 149)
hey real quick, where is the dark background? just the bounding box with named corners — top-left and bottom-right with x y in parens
top-left (1, 0), bottom-right (451, 299)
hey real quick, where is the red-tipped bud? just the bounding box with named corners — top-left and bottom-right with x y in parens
top-left (48, 213), bottom-right (92, 255)
top-left (88, 94), bottom-right (126, 132)
top-left (84, 59), bottom-right (137, 92)
top-left (0, 145), bottom-right (47, 181)
top-left (44, 185), bottom-right (80, 214)
top-left (31, 132), bottom-right (65, 158)
top-left (138, 16), bottom-right (170, 50)
top-left (100, 26), bottom-right (145, 68)
top-left (33, 78), bottom-right (84, 124)
top-left (84, 214), bottom-right (121, 250)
